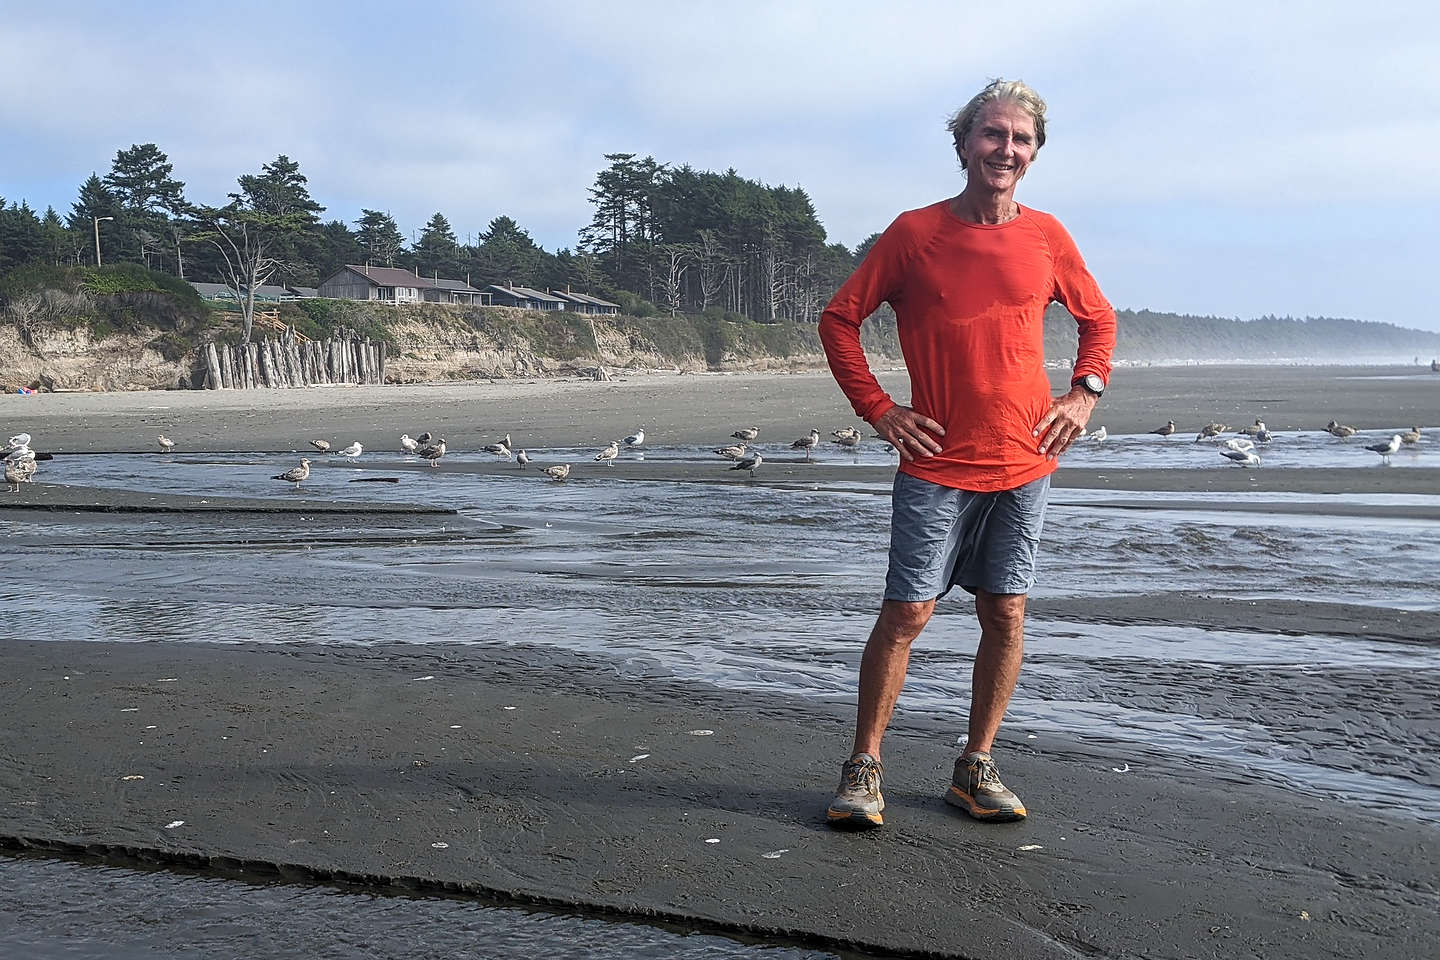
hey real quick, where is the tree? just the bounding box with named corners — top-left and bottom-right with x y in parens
top-left (0, 200), bottom-right (46, 272)
top-left (355, 209), bottom-right (404, 267)
top-left (66, 174), bottom-right (121, 266)
top-left (472, 215), bottom-right (545, 285)
top-left (104, 143), bottom-right (186, 269)
top-left (236, 155), bottom-right (325, 284)
top-left (413, 212), bottom-right (461, 278)
top-left (189, 163), bottom-right (315, 344)
top-left (581, 153), bottom-right (662, 290)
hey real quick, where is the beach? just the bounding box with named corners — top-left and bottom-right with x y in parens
top-left (2, 364), bottom-right (1438, 959)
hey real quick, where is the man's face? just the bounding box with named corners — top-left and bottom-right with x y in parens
top-left (961, 101), bottom-right (1038, 193)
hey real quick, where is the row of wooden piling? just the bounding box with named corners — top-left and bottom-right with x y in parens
top-left (202, 326), bottom-right (386, 389)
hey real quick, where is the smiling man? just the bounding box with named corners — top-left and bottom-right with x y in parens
top-left (819, 79), bottom-right (1116, 829)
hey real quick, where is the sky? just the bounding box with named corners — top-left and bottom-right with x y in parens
top-left (3, 1), bottom-right (1438, 331)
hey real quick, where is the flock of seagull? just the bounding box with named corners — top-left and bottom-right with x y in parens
top-left (6, 415), bottom-right (1426, 496)
top-left (1120, 417), bottom-right (1425, 466)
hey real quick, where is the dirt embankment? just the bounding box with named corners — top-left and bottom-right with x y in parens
top-left (1, 302), bottom-right (900, 391)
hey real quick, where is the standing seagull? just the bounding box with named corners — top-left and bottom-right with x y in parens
top-left (594, 440), bottom-right (619, 467)
top-left (157, 434), bottom-right (175, 453)
top-left (541, 463), bottom-right (571, 481)
top-left (400, 434), bottom-right (419, 455)
top-left (483, 434), bottom-right (513, 458)
top-left (729, 452), bottom-right (763, 478)
top-left (1400, 426), bottom-right (1421, 445)
top-left (339, 442), bottom-right (363, 460)
top-left (1365, 435), bottom-right (1402, 461)
top-left (5, 460), bottom-right (28, 492)
top-left (1151, 420), bottom-right (1177, 436)
top-left (714, 442), bottom-right (747, 461)
top-left (310, 439), bottom-right (331, 454)
top-left (7, 433), bottom-right (31, 449)
top-left (731, 426), bottom-right (759, 442)
top-left (623, 427), bottom-right (645, 448)
top-left (791, 428), bottom-right (820, 461)
top-left (831, 433), bottom-right (861, 453)
top-left (417, 438), bottom-right (447, 467)
top-left (1086, 426), bottom-right (1108, 442)
top-left (515, 449), bottom-right (530, 468)
top-left (273, 458), bottom-right (311, 489)
top-left (1239, 419), bottom-right (1267, 436)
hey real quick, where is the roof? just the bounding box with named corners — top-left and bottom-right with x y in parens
top-left (188, 281), bottom-right (294, 300)
top-left (336, 265), bottom-right (433, 288)
top-left (508, 285), bottom-right (567, 304)
top-left (430, 278), bottom-right (483, 293)
top-left (564, 291), bottom-right (621, 308)
top-left (288, 286), bottom-right (318, 298)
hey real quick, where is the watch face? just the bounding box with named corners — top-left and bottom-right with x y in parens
top-left (1083, 374), bottom-right (1105, 394)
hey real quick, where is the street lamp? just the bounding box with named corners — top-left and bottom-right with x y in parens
top-left (93, 215), bottom-right (114, 266)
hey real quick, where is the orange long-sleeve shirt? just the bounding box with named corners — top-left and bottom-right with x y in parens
top-left (819, 200), bottom-right (1116, 492)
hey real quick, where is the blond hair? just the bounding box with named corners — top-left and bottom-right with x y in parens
top-left (947, 79), bottom-right (1048, 170)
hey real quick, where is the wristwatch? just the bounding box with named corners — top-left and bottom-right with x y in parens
top-left (1072, 373), bottom-right (1105, 397)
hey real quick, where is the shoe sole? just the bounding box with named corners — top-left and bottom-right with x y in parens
top-left (826, 807), bottom-right (884, 830)
top-left (945, 785), bottom-right (1026, 822)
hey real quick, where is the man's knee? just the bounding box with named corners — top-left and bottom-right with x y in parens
top-left (976, 591), bottom-right (1027, 636)
top-left (874, 599), bottom-right (935, 644)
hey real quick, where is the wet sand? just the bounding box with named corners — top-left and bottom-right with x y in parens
top-left (2, 364), bottom-right (1438, 957)
top-left (2, 639), bottom-right (1435, 960)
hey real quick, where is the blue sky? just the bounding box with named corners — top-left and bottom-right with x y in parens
top-left (3, 1), bottom-right (1438, 331)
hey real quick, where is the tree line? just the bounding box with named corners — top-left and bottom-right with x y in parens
top-left (0, 144), bottom-right (873, 343)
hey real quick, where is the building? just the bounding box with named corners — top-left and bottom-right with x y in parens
top-left (550, 289), bottom-right (621, 316)
top-left (484, 284), bottom-right (567, 311)
top-left (316, 265), bottom-right (491, 305)
top-left (189, 281), bottom-right (299, 303)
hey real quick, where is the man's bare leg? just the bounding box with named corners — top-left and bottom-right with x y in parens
top-left (851, 598), bottom-right (936, 760)
top-left (966, 590), bottom-right (1028, 754)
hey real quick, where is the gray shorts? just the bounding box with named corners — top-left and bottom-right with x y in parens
top-left (884, 471), bottom-right (1050, 601)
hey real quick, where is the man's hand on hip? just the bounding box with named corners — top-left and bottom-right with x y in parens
top-left (874, 405), bottom-right (946, 463)
top-left (1033, 389), bottom-right (1097, 460)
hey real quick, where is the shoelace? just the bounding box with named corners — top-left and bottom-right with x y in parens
top-left (845, 758), bottom-right (882, 791)
top-left (971, 758), bottom-right (1003, 787)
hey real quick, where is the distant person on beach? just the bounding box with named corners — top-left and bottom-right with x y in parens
top-left (819, 78), bottom-right (1117, 828)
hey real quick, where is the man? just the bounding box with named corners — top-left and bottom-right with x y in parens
top-left (818, 79), bottom-right (1116, 829)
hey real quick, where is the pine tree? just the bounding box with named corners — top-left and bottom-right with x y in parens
top-left (413, 212), bottom-right (461, 278)
top-left (355, 209), bottom-right (405, 267)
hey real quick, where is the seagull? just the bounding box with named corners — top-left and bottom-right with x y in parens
top-left (831, 433), bottom-right (861, 452)
top-left (1325, 420), bottom-right (1358, 438)
top-left (483, 434), bottom-right (513, 458)
top-left (400, 434), bottom-right (419, 454)
top-left (1238, 419), bottom-right (1267, 436)
top-left (1194, 422), bottom-right (1228, 441)
top-left (1365, 435), bottom-right (1402, 460)
top-left (1151, 420), bottom-right (1176, 436)
top-left (273, 458), bottom-right (311, 489)
top-left (731, 426), bottom-right (759, 442)
top-left (594, 440), bottom-right (619, 466)
top-left (1086, 426), bottom-right (1108, 442)
top-left (832, 426), bottom-right (862, 442)
top-left (790, 428), bottom-right (820, 461)
top-left (339, 442), bottom-right (363, 460)
top-left (157, 434), bottom-right (175, 453)
top-left (1221, 437), bottom-right (1255, 453)
top-left (5, 460), bottom-right (27, 492)
top-left (729, 452), bottom-right (763, 478)
top-left (1400, 426), bottom-right (1421, 445)
top-left (623, 427), bottom-right (645, 448)
top-left (1255, 427), bottom-right (1274, 444)
top-left (714, 442), bottom-right (748, 461)
top-left (1219, 448), bottom-right (1260, 467)
top-left (417, 439), bottom-right (447, 466)
top-left (7, 433), bottom-right (31, 448)
top-left (416, 432), bottom-right (433, 445)
top-left (515, 449), bottom-right (530, 467)
top-left (4, 444), bottom-right (35, 465)
top-left (541, 463), bottom-right (571, 481)
top-left (310, 439), bottom-right (331, 454)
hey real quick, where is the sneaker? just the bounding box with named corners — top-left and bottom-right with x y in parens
top-left (945, 752), bottom-right (1027, 821)
top-left (826, 753), bottom-right (884, 829)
